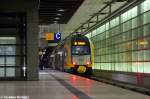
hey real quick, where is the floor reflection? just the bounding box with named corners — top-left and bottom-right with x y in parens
top-left (72, 95), bottom-right (78, 99)
top-left (69, 75), bottom-right (93, 96)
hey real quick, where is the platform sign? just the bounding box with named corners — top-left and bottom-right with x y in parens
top-left (46, 32), bottom-right (54, 40)
top-left (54, 32), bottom-right (61, 42)
top-left (45, 32), bottom-right (61, 43)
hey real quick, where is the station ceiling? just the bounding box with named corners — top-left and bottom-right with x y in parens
top-left (39, 0), bottom-right (84, 24)
top-left (39, 0), bottom-right (127, 40)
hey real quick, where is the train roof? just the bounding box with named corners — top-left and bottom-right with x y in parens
top-left (71, 34), bottom-right (87, 39)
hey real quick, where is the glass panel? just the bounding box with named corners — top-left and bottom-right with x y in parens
top-left (110, 19), bottom-right (114, 28)
top-left (0, 46), bottom-right (5, 55)
top-left (0, 57), bottom-right (4, 66)
top-left (94, 63), bottom-right (100, 69)
top-left (132, 62), bottom-right (138, 72)
top-left (5, 46), bottom-right (16, 55)
top-left (141, 2), bottom-right (144, 13)
top-left (6, 57), bottom-right (15, 66)
top-left (144, 37), bottom-right (150, 49)
top-left (121, 12), bottom-right (128, 23)
top-left (132, 29), bottom-right (138, 40)
top-left (92, 30), bottom-right (97, 37)
top-left (122, 63), bottom-right (128, 72)
top-left (144, 50), bottom-right (150, 61)
top-left (137, 62), bottom-right (144, 73)
top-left (115, 17), bottom-right (119, 26)
top-left (143, 0), bottom-right (150, 12)
top-left (131, 6), bottom-right (138, 18)
top-left (127, 62), bottom-right (132, 72)
top-left (0, 37), bottom-right (16, 44)
top-left (6, 68), bottom-right (15, 77)
top-left (132, 51), bottom-right (138, 61)
top-left (85, 33), bottom-right (91, 38)
top-left (144, 11), bottom-right (150, 24)
top-left (132, 17), bottom-right (138, 29)
top-left (97, 27), bottom-right (101, 35)
top-left (106, 22), bottom-right (109, 30)
top-left (144, 24), bottom-right (150, 36)
top-left (144, 62), bottom-right (150, 73)
top-left (101, 24), bottom-right (105, 33)
top-left (106, 63), bottom-right (111, 70)
top-left (0, 68), bottom-right (4, 77)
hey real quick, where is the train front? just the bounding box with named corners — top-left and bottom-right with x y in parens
top-left (71, 35), bottom-right (93, 75)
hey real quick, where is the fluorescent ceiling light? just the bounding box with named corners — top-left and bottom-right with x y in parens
top-left (55, 17), bottom-right (60, 20)
top-left (53, 21), bottom-right (58, 23)
top-left (56, 13), bottom-right (62, 16)
top-left (58, 9), bottom-right (65, 12)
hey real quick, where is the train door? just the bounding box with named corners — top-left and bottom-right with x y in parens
top-left (54, 53), bottom-right (59, 70)
top-left (61, 49), bottom-right (66, 71)
top-left (57, 51), bottom-right (64, 71)
top-left (63, 49), bottom-right (68, 71)
top-left (52, 54), bottom-right (56, 70)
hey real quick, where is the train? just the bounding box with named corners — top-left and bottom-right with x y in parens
top-left (48, 34), bottom-right (94, 74)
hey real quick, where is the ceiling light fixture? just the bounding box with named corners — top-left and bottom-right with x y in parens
top-left (54, 21), bottom-right (58, 23)
top-left (58, 9), bottom-right (65, 12)
top-left (55, 17), bottom-right (60, 20)
top-left (56, 13), bottom-right (62, 16)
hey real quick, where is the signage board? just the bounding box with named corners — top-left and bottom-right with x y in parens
top-left (54, 32), bottom-right (61, 42)
top-left (45, 32), bottom-right (61, 43)
top-left (46, 32), bottom-right (54, 40)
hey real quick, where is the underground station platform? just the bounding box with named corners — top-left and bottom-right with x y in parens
top-left (0, 0), bottom-right (150, 99)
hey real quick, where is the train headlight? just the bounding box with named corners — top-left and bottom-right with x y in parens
top-left (86, 61), bottom-right (90, 65)
top-left (73, 62), bottom-right (76, 65)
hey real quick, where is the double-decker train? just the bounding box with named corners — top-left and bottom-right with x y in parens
top-left (48, 34), bottom-right (94, 74)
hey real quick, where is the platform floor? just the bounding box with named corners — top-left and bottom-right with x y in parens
top-left (0, 70), bottom-right (150, 99)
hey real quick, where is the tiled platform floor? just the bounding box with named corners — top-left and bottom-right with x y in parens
top-left (0, 70), bottom-right (149, 99)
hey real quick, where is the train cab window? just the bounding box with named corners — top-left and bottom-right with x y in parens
top-left (72, 46), bottom-right (90, 55)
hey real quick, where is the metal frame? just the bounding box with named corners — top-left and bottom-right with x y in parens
top-left (63, 0), bottom-right (146, 41)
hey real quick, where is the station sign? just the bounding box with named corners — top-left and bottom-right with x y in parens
top-left (54, 32), bottom-right (61, 42)
top-left (45, 32), bottom-right (61, 43)
top-left (46, 32), bottom-right (54, 40)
